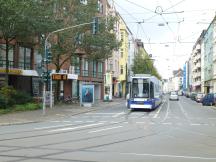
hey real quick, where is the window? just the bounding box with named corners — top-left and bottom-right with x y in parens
top-left (98, 62), bottom-right (103, 78)
top-left (121, 49), bottom-right (124, 58)
top-left (82, 58), bottom-right (88, 76)
top-left (121, 32), bottom-right (124, 41)
top-left (120, 65), bottom-right (124, 74)
top-left (0, 44), bottom-right (14, 68)
top-left (93, 61), bottom-right (97, 77)
top-left (71, 56), bottom-right (80, 75)
top-left (19, 47), bottom-right (31, 69)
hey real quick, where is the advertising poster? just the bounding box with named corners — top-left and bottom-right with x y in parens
top-left (81, 85), bottom-right (94, 103)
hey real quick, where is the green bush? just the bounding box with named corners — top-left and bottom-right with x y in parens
top-left (13, 103), bottom-right (41, 111)
top-left (0, 95), bottom-right (7, 109)
top-left (0, 86), bottom-right (16, 106)
top-left (12, 91), bottom-right (33, 105)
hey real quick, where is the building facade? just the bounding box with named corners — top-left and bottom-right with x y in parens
top-left (203, 18), bottom-right (215, 93)
top-left (191, 31), bottom-right (205, 92)
top-left (0, 40), bottom-right (41, 96)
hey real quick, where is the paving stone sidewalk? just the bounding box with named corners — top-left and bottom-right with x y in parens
top-left (0, 98), bottom-right (125, 126)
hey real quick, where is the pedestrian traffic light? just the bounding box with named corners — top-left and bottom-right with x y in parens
top-left (92, 17), bottom-right (99, 35)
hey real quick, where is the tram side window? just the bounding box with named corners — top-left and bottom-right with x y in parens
top-left (150, 82), bottom-right (154, 98)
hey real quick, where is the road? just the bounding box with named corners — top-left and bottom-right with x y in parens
top-left (1, 96), bottom-right (216, 162)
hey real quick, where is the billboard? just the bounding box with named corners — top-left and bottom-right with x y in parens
top-left (81, 85), bottom-right (94, 103)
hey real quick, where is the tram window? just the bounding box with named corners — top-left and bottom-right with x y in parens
top-left (150, 82), bottom-right (154, 98)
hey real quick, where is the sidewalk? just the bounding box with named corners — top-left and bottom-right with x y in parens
top-left (0, 98), bottom-right (125, 126)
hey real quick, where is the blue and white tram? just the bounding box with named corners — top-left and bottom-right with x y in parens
top-left (127, 74), bottom-right (162, 110)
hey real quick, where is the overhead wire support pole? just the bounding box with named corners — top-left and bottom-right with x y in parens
top-left (42, 21), bottom-right (94, 115)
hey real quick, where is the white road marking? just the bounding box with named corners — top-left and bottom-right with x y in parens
top-left (178, 101), bottom-right (192, 124)
top-left (112, 112), bottom-right (125, 118)
top-left (120, 152), bottom-right (216, 160)
top-left (86, 113), bottom-right (117, 115)
top-left (161, 99), bottom-right (170, 122)
top-left (34, 123), bottom-right (75, 130)
top-left (49, 123), bottom-right (104, 132)
top-left (190, 123), bottom-right (201, 126)
top-left (162, 122), bottom-right (172, 125)
top-left (153, 103), bottom-right (164, 118)
top-left (74, 121), bottom-right (83, 123)
top-left (110, 121), bottom-right (121, 124)
top-left (88, 126), bottom-right (123, 133)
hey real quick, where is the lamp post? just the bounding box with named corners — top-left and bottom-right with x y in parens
top-left (42, 21), bottom-right (97, 115)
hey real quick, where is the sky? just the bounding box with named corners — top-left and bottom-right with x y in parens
top-left (113, 0), bottom-right (216, 79)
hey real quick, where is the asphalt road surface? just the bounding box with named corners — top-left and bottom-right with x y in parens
top-left (1, 96), bottom-right (216, 162)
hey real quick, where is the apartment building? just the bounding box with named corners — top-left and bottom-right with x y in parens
top-left (191, 31), bottom-right (205, 92)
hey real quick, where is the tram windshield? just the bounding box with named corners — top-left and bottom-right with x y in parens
top-left (132, 78), bottom-right (149, 98)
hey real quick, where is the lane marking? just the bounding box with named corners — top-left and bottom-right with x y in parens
top-left (86, 121), bottom-right (95, 123)
top-left (162, 122), bottom-right (172, 125)
top-left (190, 123), bottom-right (201, 126)
top-left (112, 112), bottom-right (125, 118)
top-left (49, 123), bottom-right (104, 132)
top-left (161, 99), bottom-right (170, 122)
top-left (178, 101), bottom-right (192, 124)
top-left (153, 102), bottom-right (164, 118)
top-left (120, 152), bottom-right (216, 160)
top-left (88, 126), bottom-right (123, 133)
top-left (86, 113), bottom-right (118, 115)
top-left (34, 124), bottom-right (75, 130)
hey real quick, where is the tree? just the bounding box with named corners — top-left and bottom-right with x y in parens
top-left (0, 0), bottom-right (60, 85)
top-left (47, 1), bottom-right (120, 100)
top-left (132, 48), bottom-right (161, 80)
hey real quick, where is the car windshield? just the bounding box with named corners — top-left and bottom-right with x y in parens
top-left (171, 92), bottom-right (177, 95)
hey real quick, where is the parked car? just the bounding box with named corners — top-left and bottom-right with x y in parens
top-left (195, 93), bottom-right (205, 103)
top-left (169, 91), bottom-right (179, 101)
top-left (178, 90), bottom-right (183, 96)
top-left (202, 93), bottom-right (216, 106)
top-left (190, 92), bottom-right (197, 101)
top-left (185, 92), bottom-right (191, 98)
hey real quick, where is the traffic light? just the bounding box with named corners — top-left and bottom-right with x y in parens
top-left (46, 48), bottom-right (52, 64)
top-left (41, 70), bottom-right (51, 83)
top-left (92, 17), bottom-right (99, 34)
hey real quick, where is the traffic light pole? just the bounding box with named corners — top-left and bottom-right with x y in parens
top-left (42, 21), bottom-right (96, 115)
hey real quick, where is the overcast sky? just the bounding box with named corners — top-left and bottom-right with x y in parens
top-left (113, 0), bottom-right (216, 79)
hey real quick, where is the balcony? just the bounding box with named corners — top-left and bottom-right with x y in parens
top-left (81, 70), bottom-right (103, 79)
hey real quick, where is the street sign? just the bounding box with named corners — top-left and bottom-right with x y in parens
top-left (52, 74), bottom-right (67, 80)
